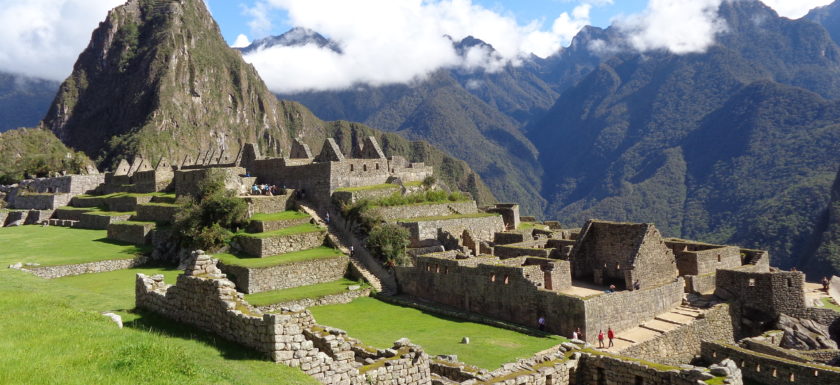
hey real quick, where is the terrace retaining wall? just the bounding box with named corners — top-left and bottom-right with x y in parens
top-left (107, 222), bottom-right (155, 245)
top-left (219, 255), bottom-right (349, 294)
top-left (254, 288), bottom-right (371, 312)
top-left (24, 256), bottom-right (148, 279)
top-left (234, 230), bottom-right (326, 258)
top-left (370, 201), bottom-right (478, 221)
top-left (701, 341), bottom-right (840, 385)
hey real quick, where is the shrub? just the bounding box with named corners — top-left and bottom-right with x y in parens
top-left (173, 169), bottom-right (248, 251)
top-left (422, 175), bottom-right (436, 188)
top-left (366, 224), bottom-right (410, 267)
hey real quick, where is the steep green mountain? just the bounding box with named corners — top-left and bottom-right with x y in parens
top-left (802, 168), bottom-right (840, 276)
top-left (0, 73), bottom-right (59, 133)
top-left (807, 0), bottom-right (840, 46)
top-left (0, 128), bottom-right (93, 184)
top-left (39, 0), bottom-right (494, 203)
top-left (529, 0), bottom-right (840, 266)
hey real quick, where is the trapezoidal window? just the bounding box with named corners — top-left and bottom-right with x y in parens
top-left (504, 275), bottom-right (510, 285)
top-left (375, 163), bottom-right (380, 170)
top-left (490, 274), bottom-right (496, 283)
top-left (717, 254), bottom-right (721, 262)
top-left (363, 164), bottom-right (367, 172)
top-left (748, 278), bottom-right (756, 287)
top-left (350, 164), bottom-right (354, 171)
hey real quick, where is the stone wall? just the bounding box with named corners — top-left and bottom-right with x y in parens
top-left (684, 273), bottom-right (718, 294)
top-left (219, 256), bottom-right (350, 294)
top-left (106, 195), bottom-right (153, 212)
top-left (136, 255), bottom-right (432, 385)
top-left (135, 203), bottom-right (179, 223)
top-left (715, 269), bottom-right (808, 319)
top-left (107, 222), bottom-right (155, 245)
top-left (494, 244), bottom-right (554, 259)
top-left (174, 167), bottom-right (250, 197)
top-left (332, 186), bottom-right (400, 205)
top-left (618, 304), bottom-right (736, 365)
top-left (78, 213), bottom-right (132, 230)
top-left (701, 341), bottom-right (840, 385)
top-left (234, 230), bottom-right (326, 258)
top-left (254, 288), bottom-right (371, 313)
top-left (370, 201), bottom-right (478, 221)
top-left (248, 216), bottom-right (311, 233)
top-left (53, 207), bottom-right (93, 221)
top-left (251, 159), bottom-right (333, 205)
top-left (24, 209), bottom-right (54, 225)
top-left (575, 353), bottom-right (718, 385)
top-left (583, 279), bottom-right (685, 343)
top-left (674, 245), bottom-right (741, 276)
top-left (9, 193), bottom-right (71, 210)
top-left (243, 194), bottom-right (295, 214)
top-left (399, 215), bottom-right (505, 247)
top-left (23, 256), bottom-right (147, 279)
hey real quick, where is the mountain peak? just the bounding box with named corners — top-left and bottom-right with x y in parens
top-left (241, 27), bottom-right (342, 54)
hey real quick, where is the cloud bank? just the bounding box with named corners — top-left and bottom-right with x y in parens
top-left (614, 0), bottom-right (727, 55)
top-left (0, 0), bottom-right (123, 81)
top-left (760, 0), bottom-right (835, 19)
top-left (242, 0), bottom-right (597, 93)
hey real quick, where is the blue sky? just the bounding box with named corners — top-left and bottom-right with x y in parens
top-left (206, 0), bottom-right (649, 46)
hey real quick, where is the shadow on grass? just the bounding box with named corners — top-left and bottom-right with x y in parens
top-left (123, 308), bottom-right (269, 362)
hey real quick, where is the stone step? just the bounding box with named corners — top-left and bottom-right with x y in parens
top-left (654, 314), bottom-right (691, 326)
top-left (640, 319), bottom-right (678, 334)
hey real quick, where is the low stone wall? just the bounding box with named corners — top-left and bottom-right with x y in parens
top-left (243, 193), bottom-right (294, 214)
top-left (399, 215), bottom-right (505, 247)
top-left (24, 209), bottom-right (54, 225)
top-left (234, 230), bottom-right (326, 258)
top-left (135, 204), bottom-right (179, 223)
top-left (254, 288), bottom-right (371, 312)
top-left (107, 222), bottom-right (155, 245)
top-left (701, 341), bottom-right (840, 385)
top-left (79, 213), bottom-right (132, 230)
top-left (617, 304), bottom-right (736, 365)
top-left (23, 256), bottom-right (147, 279)
top-left (494, 231), bottom-right (528, 245)
top-left (107, 195), bottom-right (153, 212)
top-left (10, 193), bottom-right (71, 210)
top-left (219, 256), bottom-right (349, 294)
top-left (332, 186), bottom-right (400, 205)
top-left (53, 207), bottom-right (93, 221)
top-left (70, 195), bottom-right (107, 207)
top-left (0, 210), bottom-right (8, 226)
top-left (684, 273), bottom-right (717, 294)
top-left (576, 353), bottom-right (722, 385)
top-left (494, 244), bottom-right (553, 259)
top-left (371, 201), bottom-right (477, 221)
top-left (3, 210), bottom-right (25, 226)
top-left (136, 254), bottom-right (432, 385)
top-left (247, 216), bottom-right (311, 233)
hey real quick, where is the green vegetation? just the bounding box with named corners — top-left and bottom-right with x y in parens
top-left (0, 128), bottom-right (92, 184)
top-left (334, 183), bottom-right (399, 193)
top-left (820, 297), bottom-right (840, 312)
top-left (215, 247), bottom-right (344, 268)
top-left (397, 213), bottom-right (499, 222)
top-left (366, 223), bottom-right (410, 267)
top-left (172, 169), bottom-right (248, 251)
top-left (250, 210), bottom-right (309, 222)
top-left (369, 190), bottom-right (469, 207)
top-left (56, 267), bottom-right (181, 310)
top-left (309, 297), bottom-right (563, 369)
top-left (237, 223), bottom-right (323, 239)
top-left (89, 211), bottom-right (136, 217)
top-left (0, 226), bottom-right (148, 266)
top-left (245, 278), bottom-right (365, 306)
top-left (518, 222), bottom-right (549, 231)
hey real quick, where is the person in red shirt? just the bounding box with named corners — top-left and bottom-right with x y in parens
top-left (607, 327), bottom-right (615, 348)
top-left (597, 330), bottom-right (605, 348)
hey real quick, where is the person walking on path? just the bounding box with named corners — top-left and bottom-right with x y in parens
top-left (607, 327), bottom-right (615, 348)
top-left (576, 327), bottom-right (584, 342)
top-left (537, 316), bottom-right (546, 331)
top-left (823, 277), bottom-right (830, 292)
top-left (598, 330), bottom-right (605, 348)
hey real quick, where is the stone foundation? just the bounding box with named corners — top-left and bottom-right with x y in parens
top-left (107, 222), bottom-right (155, 245)
top-left (23, 256), bottom-right (148, 279)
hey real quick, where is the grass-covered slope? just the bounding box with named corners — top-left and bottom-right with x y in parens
top-left (0, 128), bottom-right (93, 184)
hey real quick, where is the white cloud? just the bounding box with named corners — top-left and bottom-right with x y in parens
top-left (232, 34), bottom-right (252, 48)
top-left (0, 0), bottom-right (124, 81)
top-left (615, 0), bottom-right (727, 54)
top-left (758, 0), bottom-right (834, 19)
top-left (243, 0), bottom-right (596, 93)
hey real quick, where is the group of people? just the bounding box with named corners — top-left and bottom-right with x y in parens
top-left (538, 318), bottom-right (616, 349)
top-left (250, 184), bottom-right (284, 196)
top-left (597, 328), bottom-right (616, 348)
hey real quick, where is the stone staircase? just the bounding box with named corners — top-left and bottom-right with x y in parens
top-left (297, 202), bottom-right (397, 295)
top-left (604, 305), bottom-right (706, 352)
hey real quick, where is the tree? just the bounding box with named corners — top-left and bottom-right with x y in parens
top-left (366, 224), bottom-right (410, 267)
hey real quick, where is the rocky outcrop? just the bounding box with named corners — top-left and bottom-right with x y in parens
top-left (776, 314), bottom-right (839, 350)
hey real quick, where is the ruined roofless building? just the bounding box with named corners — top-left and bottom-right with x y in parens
top-left (570, 220), bottom-right (679, 290)
top-left (245, 137), bottom-right (433, 206)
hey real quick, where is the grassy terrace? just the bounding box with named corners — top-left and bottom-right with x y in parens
top-left (245, 278), bottom-right (364, 306)
top-left (56, 206), bottom-right (101, 211)
top-left (396, 212), bottom-right (499, 223)
top-left (249, 210), bottom-right (309, 222)
top-left (0, 263), bottom-right (316, 384)
top-left (77, 192), bottom-right (176, 199)
top-left (112, 220), bottom-right (157, 226)
top-left (237, 223), bottom-right (323, 238)
top-left (139, 202), bottom-right (181, 208)
top-left (335, 183), bottom-right (400, 193)
top-left (0, 226), bottom-right (149, 266)
top-left (820, 297), bottom-right (840, 312)
top-left (215, 247), bottom-right (344, 268)
top-left (309, 297), bottom-right (564, 369)
top-left (88, 211), bottom-right (137, 217)
top-left (518, 222), bottom-right (549, 231)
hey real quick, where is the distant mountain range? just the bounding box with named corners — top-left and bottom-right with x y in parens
top-left (2, 0), bottom-right (839, 273)
top-left (0, 73), bottom-right (58, 132)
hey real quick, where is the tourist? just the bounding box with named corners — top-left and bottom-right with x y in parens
top-left (251, 184), bottom-right (260, 195)
top-left (823, 277), bottom-right (830, 292)
top-left (598, 330), bottom-right (605, 348)
top-left (576, 327), bottom-right (584, 341)
top-left (325, 212), bottom-right (330, 224)
top-left (607, 284), bottom-right (616, 293)
top-left (349, 246), bottom-right (355, 257)
top-left (633, 280), bottom-right (641, 291)
top-left (607, 327), bottom-right (615, 348)
top-left (537, 316), bottom-right (545, 331)
top-left (572, 330), bottom-right (578, 340)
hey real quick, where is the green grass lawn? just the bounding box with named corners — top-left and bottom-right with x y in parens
top-left (245, 278), bottom-right (365, 306)
top-left (56, 206), bottom-right (101, 211)
top-left (239, 223), bottom-right (323, 238)
top-left (216, 246), bottom-right (344, 268)
top-left (250, 210), bottom-right (309, 222)
top-left (309, 297), bottom-right (564, 370)
top-left (0, 226), bottom-right (149, 266)
top-left (820, 297), bottom-right (840, 312)
top-left (0, 267), bottom-right (317, 384)
top-left (334, 183), bottom-right (400, 192)
top-left (518, 222), bottom-right (549, 231)
top-left (396, 213), bottom-right (499, 223)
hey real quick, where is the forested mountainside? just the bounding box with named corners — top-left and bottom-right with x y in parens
top-left (0, 73), bottom-right (58, 133)
top-left (808, 0), bottom-right (840, 47)
top-left (802, 168), bottom-right (840, 276)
